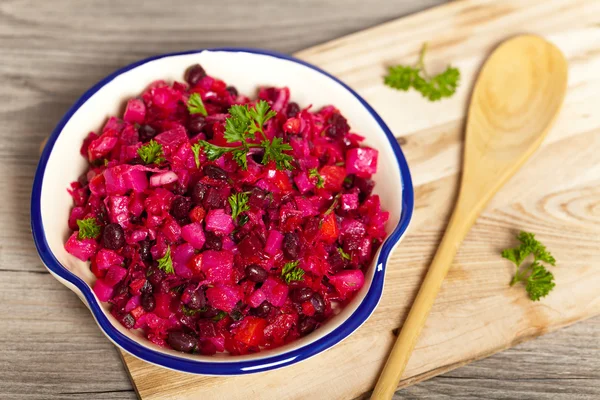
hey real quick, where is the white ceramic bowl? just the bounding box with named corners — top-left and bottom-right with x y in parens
top-left (31, 48), bottom-right (413, 375)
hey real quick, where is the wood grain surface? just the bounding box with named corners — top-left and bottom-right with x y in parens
top-left (2, 0), bottom-right (599, 399)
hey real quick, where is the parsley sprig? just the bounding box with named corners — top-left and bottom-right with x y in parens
top-left (309, 168), bottom-right (325, 189)
top-left (197, 100), bottom-right (293, 170)
top-left (157, 246), bottom-right (175, 274)
top-left (228, 192), bottom-right (250, 222)
top-left (502, 231), bottom-right (556, 301)
top-left (191, 143), bottom-right (202, 168)
top-left (187, 93), bottom-right (207, 116)
top-left (384, 42), bottom-right (460, 101)
top-left (76, 218), bottom-right (101, 240)
top-left (281, 260), bottom-right (304, 284)
top-left (137, 139), bottom-right (165, 165)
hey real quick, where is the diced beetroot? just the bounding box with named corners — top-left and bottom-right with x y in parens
top-left (129, 278), bottom-right (146, 295)
top-left (161, 217), bottom-right (181, 242)
top-left (181, 222), bottom-right (205, 249)
top-left (293, 171), bottom-right (314, 194)
top-left (206, 283), bottom-right (242, 312)
top-left (171, 243), bottom-right (195, 278)
top-left (89, 173), bottom-right (106, 197)
top-left (340, 193), bottom-right (359, 211)
top-left (189, 206), bottom-right (206, 223)
top-left (123, 98), bottom-right (146, 124)
top-left (294, 196), bottom-right (318, 217)
top-left (68, 206), bottom-right (86, 231)
top-left (264, 230), bottom-right (283, 256)
top-left (260, 277), bottom-right (289, 307)
top-left (201, 250), bottom-right (233, 283)
top-left (154, 293), bottom-right (174, 319)
top-left (95, 249), bottom-right (124, 271)
top-left (247, 289), bottom-right (267, 308)
top-left (88, 135), bottom-right (118, 161)
top-left (346, 148), bottom-right (378, 177)
top-left (205, 209), bottom-right (234, 236)
top-left (104, 265), bottom-right (127, 287)
top-left (103, 117), bottom-right (125, 134)
top-left (105, 195), bottom-right (130, 227)
top-left (125, 295), bottom-right (141, 312)
top-left (264, 314), bottom-right (297, 344)
top-left (64, 232), bottom-right (97, 261)
top-left (104, 165), bottom-right (148, 195)
top-left (93, 279), bottom-right (114, 302)
top-left (328, 270), bottom-right (365, 299)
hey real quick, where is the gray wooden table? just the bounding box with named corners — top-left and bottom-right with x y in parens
top-left (1, 0), bottom-right (598, 399)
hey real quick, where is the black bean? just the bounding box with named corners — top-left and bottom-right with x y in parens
top-left (141, 280), bottom-right (153, 294)
top-left (298, 317), bottom-right (317, 335)
top-left (290, 287), bottom-right (313, 303)
top-left (138, 124), bottom-right (157, 142)
top-left (188, 116), bottom-right (206, 134)
top-left (326, 112), bottom-right (350, 139)
top-left (187, 290), bottom-right (206, 310)
top-left (139, 239), bottom-right (153, 262)
top-left (203, 231), bottom-right (223, 251)
top-left (253, 301), bottom-right (271, 318)
top-left (248, 187), bottom-right (270, 208)
top-left (103, 223), bottom-right (125, 250)
top-left (120, 313), bottom-right (135, 329)
top-left (167, 331), bottom-right (198, 353)
top-left (203, 165), bottom-right (228, 180)
top-left (190, 182), bottom-right (207, 204)
top-left (282, 233), bottom-right (300, 259)
top-left (310, 292), bottom-right (325, 314)
top-left (185, 64), bottom-right (206, 86)
top-left (286, 102), bottom-right (300, 118)
top-left (226, 86), bottom-right (238, 97)
top-left (171, 196), bottom-right (192, 219)
top-left (245, 265), bottom-right (268, 283)
top-left (141, 292), bottom-right (155, 312)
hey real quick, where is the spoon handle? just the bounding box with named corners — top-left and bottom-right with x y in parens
top-left (371, 204), bottom-right (473, 399)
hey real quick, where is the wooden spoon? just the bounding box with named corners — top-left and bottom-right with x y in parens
top-left (371, 35), bottom-right (568, 399)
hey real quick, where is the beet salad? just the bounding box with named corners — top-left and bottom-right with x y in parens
top-left (64, 63), bottom-right (390, 355)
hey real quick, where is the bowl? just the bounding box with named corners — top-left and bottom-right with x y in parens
top-left (31, 48), bottom-right (414, 375)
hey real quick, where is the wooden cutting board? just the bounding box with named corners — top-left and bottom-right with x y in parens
top-left (121, 0), bottom-right (600, 398)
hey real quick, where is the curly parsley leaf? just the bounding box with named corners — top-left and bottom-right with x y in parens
top-left (157, 246), bottom-right (174, 274)
top-left (191, 143), bottom-right (202, 168)
top-left (197, 140), bottom-right (234, 162)
top-left (137, 139), bottom-right (165, 165)
top-left (502, 231), bottom-right (556, 301)
top-left (384, 42), bottom-right (460, 101)
top-left (228, 192), bottom-right (250, 222)
top-left (187, 93), bottom-right (207, 116)
top-left (281, 260), bottom-right (304, 284)
top-left (309, 168), bottom-right (325, 188)
top-left (76, 218), bottom-right (101, 240)
top-left (181, 305), bottom-right (207, 316)
top-left (261, 137), bottom-right (294, 170)
top-left (196, 101), bottom-right (292, 170)
top-left (338, 247), bottom-right (351, 261)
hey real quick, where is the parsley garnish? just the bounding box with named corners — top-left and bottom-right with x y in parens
top-left (191, 143), bottom-right (201, 168)
top-left (76, 218), bottom-right (101, 240)
top-left (309, 168), bottom-right (325, 189)
top-left (338, 247), bottom-right (351, 261)
top-left (181, 305), bottom-right (207, 316)
top-left (187, 93), bottom-right (207, 116)
top-left (157, 246), bottom-right (174, 274)
top-left (137, 139), bottom-right (165, 165)
top-left (281, 260), bottom-right (304, 284)
top-left (228, 192), bottom-right (250, 222)
top-left (197, 100), bottom-right (293, 170)
top-left (502, 231), bottom-right (556, 301)
top-left (384, 42), bottom-right (460, 101)
top-left (213, 310), bottom-right (227, 322)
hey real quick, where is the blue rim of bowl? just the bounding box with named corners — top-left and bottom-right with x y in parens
top-left (31, 47), bottom-right (414, 375)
